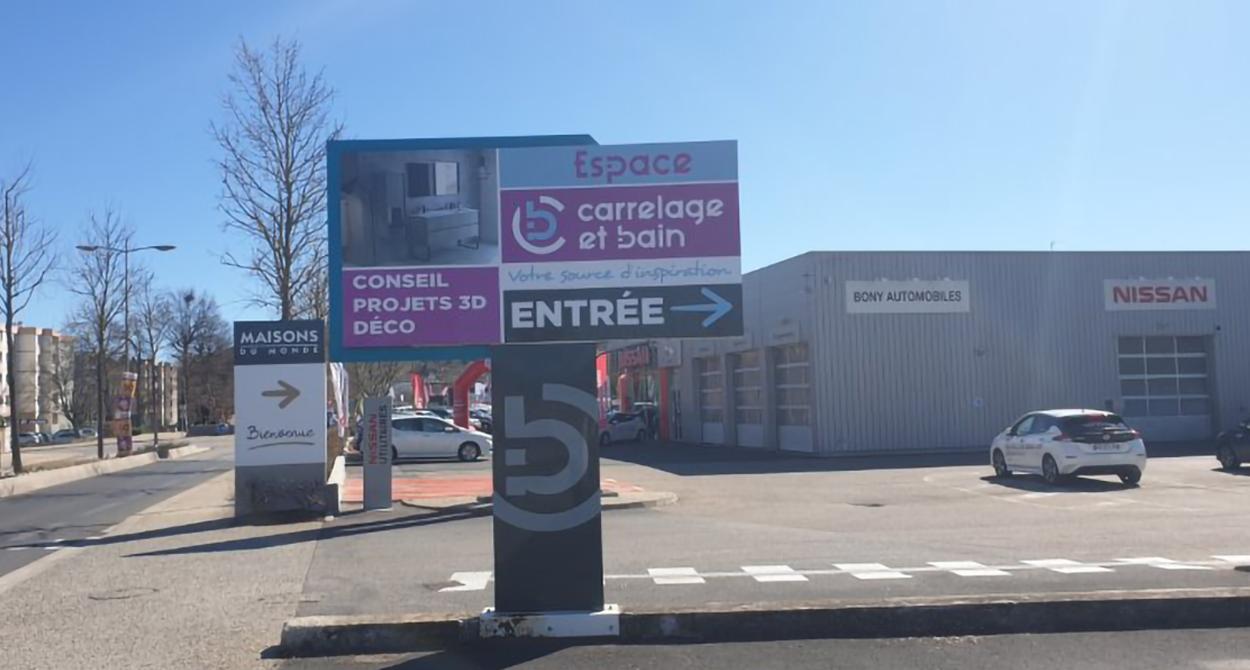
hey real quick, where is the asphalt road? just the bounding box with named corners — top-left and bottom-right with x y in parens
top-left (0, 436), bottom-right (233, 579)
top-left (278, 628), bottom-right (1250, 669)
top-left (304, 442), bottom-right (1250, 617)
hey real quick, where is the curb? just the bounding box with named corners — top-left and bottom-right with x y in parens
top-left (0, 445), bottom-right (211, 498)
top-left (395, 491), bottom-right (678, 512)
top-left (277, 587), bottom-right (1250, 657)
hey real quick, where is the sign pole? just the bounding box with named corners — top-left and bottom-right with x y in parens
top-left (489, 343), bottom-right (605, 614)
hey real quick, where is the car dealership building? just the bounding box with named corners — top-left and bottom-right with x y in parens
top-left (606, 251), bottom-right (1250, 455)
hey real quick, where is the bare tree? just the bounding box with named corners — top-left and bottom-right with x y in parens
top-left (133, 271), bottom-right (172, 445)
top-left (168, 289), bottom-right (227, 428)
top-left (49, 332), bottom-right (93, 431)
top-left (67, 211), bottom-right (127, 459)
top-left (1, 164), bottom-right (58, 473)
top-left (213, 37), bottom-right (342, 320)
top-left (346, 362), bottom-right (409, 417)
top-left (295, 267), bottom-right (329, 322)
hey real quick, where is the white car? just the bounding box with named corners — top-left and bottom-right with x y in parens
top-left (391, 415), bottom-right (491, 462)
top-left (990, 409), bottom-right (1146, 486)
top-left (599, 412), bottom-right (648, 445)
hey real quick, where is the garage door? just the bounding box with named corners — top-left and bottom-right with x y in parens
top-left (696, 356), bottom-right (725, 444)
top-left (1117, 335), bottom-right (1212, 442)
top-left (732, 351), bottom-right (764, 447)
top-left (772, 343), bottom-right (813, 452)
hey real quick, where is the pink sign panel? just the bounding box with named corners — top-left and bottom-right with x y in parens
top-left (500, 182), bottom-right (740, 263)
top-left (342, 267), bottom-right (501, 347)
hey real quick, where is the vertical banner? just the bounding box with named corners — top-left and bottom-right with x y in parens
top-left (114, 371), bottom-right (138, 456)
top-left (411, 373), bottom-right (428, 409)
top-left (595, 351), bottom-right (610, 431)
top-left (362, 397), bottom-right (393, 510)
top-left (492, 343), bottom-right (604, 613)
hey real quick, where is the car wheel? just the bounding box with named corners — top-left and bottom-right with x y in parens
top-left (1217, 445), bottom-right (1241, 471)
top-left (599, 432), bottom-right (610, 446)
top-left (1042, 454), bottom-right (1062, 486)
top-left (458, 442), bottom-right (481, 462)
top-left (992, 449), bottom-right (1012, 478)
top-left (1119, 467), bottom-right (1142, 486)
top-left (392, 446), bottom-right (399, 462)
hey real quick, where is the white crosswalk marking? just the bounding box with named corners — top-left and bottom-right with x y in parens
top-left (440, 571), bottom-right (492, 592)
top-left (648, 567), bottom-right (705, 585)
top-left (1212, 555), bottom-right (1250, 564)
top-left (742, 565), bottom-right (808, 582)
top-left (1022, 559), bottom-right (1113, 574)
top-left (835, 563), bottom-right (911, 580)
top-left (928, 561), bottom-right (1010, 577)
top-left (1116, 557), bottom-right (1213, 571)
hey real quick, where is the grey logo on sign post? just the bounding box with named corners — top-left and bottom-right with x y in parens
top-left (493, 383), bottom-right (600, 533)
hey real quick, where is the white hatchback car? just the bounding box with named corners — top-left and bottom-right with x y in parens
top-left (391, 415), bottom-right (492, 462)
top-left (990, 409), bottom-right (1147, 486)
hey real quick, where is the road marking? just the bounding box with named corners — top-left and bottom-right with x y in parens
top-left (441, 554), bottom-right (1250, 593)
top-left (1017, 492), bottom-right (1060, 499)
top-left (440, 571), bottom-right (492, 592)
top-left (648, 567), bottom-right (705, 585)
top-left (835, 563), bottom-right (911, 580)
top-left (742, 565), bottom-right (808, 582)
top-left (1116, 557), bottom-right (1213, 571)
top-left (1022, 559), bottom-right (1114, 574)
top-left (928, 561), bottom-right (1010, 577)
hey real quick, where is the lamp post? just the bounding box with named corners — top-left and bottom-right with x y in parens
top-left (76, 243), bottom-right (175, 455)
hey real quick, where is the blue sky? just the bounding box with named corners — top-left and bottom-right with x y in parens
top-left (2, 0), bottom-right (1247, 330)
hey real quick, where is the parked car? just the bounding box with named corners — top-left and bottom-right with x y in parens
top-left (1215, 417), bottom-right (1250, 470)
top-left (599, 412), bottom-right (648, 445)
top-left (51, 429), bottom-right (79, 443)
top-left (37, 432), bottom-right (52, 444)
top-left (17, 432), bottom-right (39, 446)
top-left (470, 409), bottom-right (493, 434)
top-left (990, 409), bottom-right (1146, 486)
top-left (77, 427), bottom-right (98, 439)
top-left (423, 407), bottom-right (453, 420)
top-left (391, 415), bottom-right (492, 462)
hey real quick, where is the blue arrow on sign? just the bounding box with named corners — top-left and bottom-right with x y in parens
top-left (671, 288), bottom-right (735, 327)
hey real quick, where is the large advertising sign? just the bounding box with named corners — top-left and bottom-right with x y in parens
top-left (328, 136), bottom-right (743, 361)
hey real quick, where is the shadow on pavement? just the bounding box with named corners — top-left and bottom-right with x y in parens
top-left (377, 641), bottom-right (577, 670)
top-left (979, 474), bottom-right (1133, 493)
top-left (601, 441), bottom-right (986, 477)
top-left (601, 440), bottom-right (1215, 477)
top-left (1211, 467), bottom-right (1250, 477)
top-left (124, 506), bottom-right (491, 558)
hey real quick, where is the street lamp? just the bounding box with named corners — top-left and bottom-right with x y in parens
top-left (77, 242), bottom-right (175, 455)
top-left (75, 243), bottom-right (176, 373)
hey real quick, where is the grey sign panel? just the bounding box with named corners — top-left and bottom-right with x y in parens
top-left (362, 397), bottom-right (393, 510)
top-left (502, 284), bottom-right (743, 343)
top-left (234, 320), bottom-right (325, 366)
top-left (491, 343), bottom-right (603, 613)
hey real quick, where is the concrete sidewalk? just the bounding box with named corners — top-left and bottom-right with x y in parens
top-left (0, 431), bottom-right (190, 474)
top-left (0, 465), bottom-right (319, 669)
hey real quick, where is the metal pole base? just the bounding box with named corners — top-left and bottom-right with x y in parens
top-left (479, 605), bottom-right (620, 639)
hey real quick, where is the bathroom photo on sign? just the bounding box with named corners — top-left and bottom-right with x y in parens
top-left (339, 149), bottom-right (501, 268)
